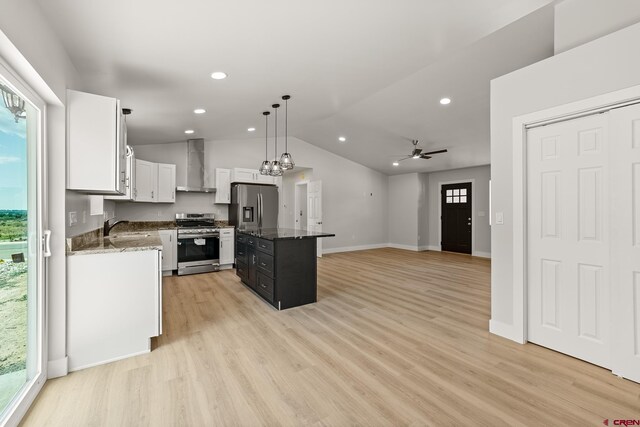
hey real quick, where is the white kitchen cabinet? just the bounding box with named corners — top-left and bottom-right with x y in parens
top-left (214, 168), bottom-right (231, 204)
top-left (67, 249), bottom-right (162, 371)
top-left (105, 145), bottom-right (135, 201)
top-left (158, 229), bottom-right (177, 274)
top-left (67, 89), bottom-right (126, 194)
top-left (134, 159), bottom-right (157, 202)
top-left (219, 228), bottom-right (235, 265)
top-left (231, 168), bottom-right (274, 185)
top-left (157, 163), bottom-right (176, 203)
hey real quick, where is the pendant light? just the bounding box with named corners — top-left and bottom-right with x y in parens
top-left (279, 95), bottom-right (294, 170)
top-left (259, 111), bottom-right (272, 175)
top-left (270, 103), bottom-right (283, 177)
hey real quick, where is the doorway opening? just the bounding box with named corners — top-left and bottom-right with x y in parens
top-left (294, 182), bottom-right (308, 231)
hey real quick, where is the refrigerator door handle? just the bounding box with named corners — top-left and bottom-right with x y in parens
top-left (257, 193), bottom-right (262, 228)
top-left (260, 192), bottom-right (264, 228)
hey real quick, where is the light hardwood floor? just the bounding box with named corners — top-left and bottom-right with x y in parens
top-left (22, 249), bottom-right (640, 426)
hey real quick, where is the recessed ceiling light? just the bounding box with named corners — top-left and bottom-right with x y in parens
top-left (440, 97), bottom-right (451, 105)
top-left (194, 108), bottom-right (206, 114)
top-left (392, 162), bottom-right (399, 166)
top-left (247, 127), bottom-right (256, 132)
top-left (184, 129), bottom-right (195, 134)
top-left (338, 136), bottom-right (346, 142)
top-left (211, 71), bottom-right (227, 80)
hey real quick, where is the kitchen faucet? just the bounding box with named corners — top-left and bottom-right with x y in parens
top-left (104, 219), bottom-right (129, 237)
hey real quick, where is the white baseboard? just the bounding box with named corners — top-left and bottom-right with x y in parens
top-left (69, 349), bottom-right (150, 373)
top-left (425, 245), bottom-right (441, 252)
top-left (323, 243), bottom-right (388, 254)
top-left (489, 319), bottom-right (525, 344)
top-left (473, 251), bottom-right (491, 259)
top-left (387, 243), bottom-right (420, 251)
top-left (47, 356), bottom-right (68, 378)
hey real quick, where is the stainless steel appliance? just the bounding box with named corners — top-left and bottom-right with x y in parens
top-left (176, 213), bottom-right (219, 275)
top-left (229, 184), bottom-right (279, 229)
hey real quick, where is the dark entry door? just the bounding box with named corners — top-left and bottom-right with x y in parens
top-left (441, 182), bottom-right (472, 254)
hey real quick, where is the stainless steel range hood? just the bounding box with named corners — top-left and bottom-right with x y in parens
top-left (175, 138), bottom-right (216, 193)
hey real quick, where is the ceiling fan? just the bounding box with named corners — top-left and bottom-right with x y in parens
top-left (395, 140), bottom-right (447, 163)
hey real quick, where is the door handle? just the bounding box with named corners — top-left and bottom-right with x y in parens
top-left (43, 230), bottom-right (52, 257)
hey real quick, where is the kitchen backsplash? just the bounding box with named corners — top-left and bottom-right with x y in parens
top-left (113, 192), bottom-right (228, 222)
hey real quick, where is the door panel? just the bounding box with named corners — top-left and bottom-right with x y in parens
top-left (441, 183), bottom-right (472, 254)
top-left (611, 103), bottom-right (640, 382)
top-left (259, 186), bottom-right (279, 229)
top-left (527, 113), bottom-right (610, 369)
top-left (307, 181), bottom-right (322, 257)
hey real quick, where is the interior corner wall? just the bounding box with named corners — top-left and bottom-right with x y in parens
top-left (490, 21), bottom-right (640, 339)
top-left (205, 137), bottom-right (389, 251)
top-left (554, 0), bottom-right (640, 54)
top-left (0, 0), bottom-right (83, 377)
top-left (425, 165), bottom-right (491, 256)
top-left (388, 173), bottom-right (420, 249)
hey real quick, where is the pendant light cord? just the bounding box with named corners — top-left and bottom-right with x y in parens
top-left (285, 98), bottom-right (288, 152)
top-left (265, 113), bottom-right (268, 159)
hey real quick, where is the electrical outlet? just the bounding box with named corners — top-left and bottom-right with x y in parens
top-left (68, 211), bottom-right (78, 227)
top-left (495, 212), bottom-right (504, 225)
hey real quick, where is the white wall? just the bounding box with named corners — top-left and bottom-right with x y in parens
top-left (388, 173), bottom-right (420, 249)
top-left (205, 137), bottom-right (389, 252)
top-left (425, 165), bottom-right (491, 256)
top-left (0, 0), bottom-right (82, 377)
top-left (490, 21), bottom-right (640, 340)
top-left (554, 0), bottom-right (640, 54)
top-left (278, 167), bottom-right (313, 229)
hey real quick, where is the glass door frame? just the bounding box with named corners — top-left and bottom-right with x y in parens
top-left (0, 57), bottom-right (48, 427)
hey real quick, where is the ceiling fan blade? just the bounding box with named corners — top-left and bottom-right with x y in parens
top-left (419, 155), bottom-right (432, 160)
top-left (422, 149), bottom-right (448, 156)
top-left (397, 156), bottom-right (412, 162)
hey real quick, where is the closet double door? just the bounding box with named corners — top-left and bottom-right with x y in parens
top-left (527, 103), bottom-right (640, 382)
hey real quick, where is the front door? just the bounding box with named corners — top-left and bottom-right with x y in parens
top-left (441, 183), bottom-right (472, 254)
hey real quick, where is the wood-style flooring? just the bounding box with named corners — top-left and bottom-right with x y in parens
top-left (22, 249), bottom-right (640, 426)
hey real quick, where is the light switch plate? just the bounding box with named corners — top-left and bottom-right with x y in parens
top-left (495, 212), bottom-right (504, 225)
top-left (68, 211), bottom-right (77, 226)
top-left (478, 211), bottom-right (486, 217)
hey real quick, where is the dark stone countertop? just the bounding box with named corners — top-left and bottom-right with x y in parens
top-left (237, 228), bottom-right (335, 241)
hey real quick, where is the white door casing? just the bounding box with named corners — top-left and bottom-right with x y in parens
top-left (527, 113), bottom-right (611, 369)
top-left (307, 180), bottom-right (322, 257)
top-left (610, 103), bottom-right (640, 382)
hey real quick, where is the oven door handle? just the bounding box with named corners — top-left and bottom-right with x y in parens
top-left (178, 233), bottom-right (220, 239)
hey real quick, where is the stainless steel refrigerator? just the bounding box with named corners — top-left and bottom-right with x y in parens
top-left (229, 184), bottom-right (279, 229)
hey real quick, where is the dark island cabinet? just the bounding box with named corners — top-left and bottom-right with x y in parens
top-left (235, 231), bottom-right (318, 310)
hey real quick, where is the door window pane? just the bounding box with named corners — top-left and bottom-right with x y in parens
top-left (0, 80), bottom-right (39, 417)
top-left (453, 189), bottom-right (460, 196)
top-left (446, 197), bottom-right (453, 203)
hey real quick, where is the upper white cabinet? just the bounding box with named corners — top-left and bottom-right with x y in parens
top-left (231, 168), bottom-right (274, 185)
top-left (214, 168), bottom-right (231, 204)
top-left (67, 90), bottom-right (126, 194)
top-left (157, 163), bottom-right (176, 203)
top-left (105, 146), bottom-right (135, 201)
top-left (134, 160), bottom-right (176, 203)
top-left (134, 159), bottom-right (157, 202)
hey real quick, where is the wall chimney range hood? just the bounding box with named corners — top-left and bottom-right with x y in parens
top-left (175, 138), bottom-right (216, 193)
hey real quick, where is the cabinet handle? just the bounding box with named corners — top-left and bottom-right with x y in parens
top-left (252, 254), bottom-right (256, 264)
top-left (151, 190), bottom-right (154, 199)
top-left (260, 262), bottom-right (267, 267)
top-left (260, 283), bottom-right (267, 289)
top-left (172, 191), bottom-right (174, 200)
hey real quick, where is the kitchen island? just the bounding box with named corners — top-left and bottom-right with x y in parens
top-left (235, 228), bottom-right (335, 310)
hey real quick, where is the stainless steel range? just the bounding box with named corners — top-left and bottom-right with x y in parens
top-left (176, 213), bottom-right (220, 276)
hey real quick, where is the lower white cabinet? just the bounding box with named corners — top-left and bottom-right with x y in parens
top-left (67, 249), bottom-right (162, 371)
top-left (158, 229), bottom-right (177, 273)
top-left (219, 228), bottom-right (235, 265)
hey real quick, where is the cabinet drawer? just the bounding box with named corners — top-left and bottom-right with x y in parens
top-left (236, 234), bottom-right (247, 244)
top-left (256, 238), bottom-right (273, 255)
top-left (236, 261), bottom-right (248, 283)
top-left (256, 251), bottom-right (274, 278)
top-left (221, 228), bottom-right (234, 236)
top-left (236, 242), bottom-right (248, 265)
top-left (246, 236), bottom-right (256, 247)
top-left (256, 273), bottom-right (274, 302)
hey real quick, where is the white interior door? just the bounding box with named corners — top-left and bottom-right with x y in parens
top-left (527, 113), bottom-right (611, 368)
top-left (307, 181), bottom-right (322, 257)
top-left (610, 103), bottom-right (640, 382)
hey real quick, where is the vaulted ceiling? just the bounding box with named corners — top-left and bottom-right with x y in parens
top-left (36, 0), bottom-right (555, 174)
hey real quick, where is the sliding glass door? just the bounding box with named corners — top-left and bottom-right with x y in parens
top-left (0, 62), bottom-right (47, 426)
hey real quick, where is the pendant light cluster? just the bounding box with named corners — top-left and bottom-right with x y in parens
top-left (259, 95), bottom-right (295, 176)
